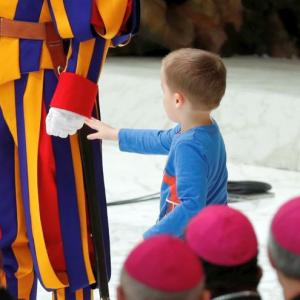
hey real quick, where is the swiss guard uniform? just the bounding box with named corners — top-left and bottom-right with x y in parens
top-left (0, 1), bottom-right (139, 299)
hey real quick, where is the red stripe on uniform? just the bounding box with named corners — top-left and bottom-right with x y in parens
top-left (38, 104), bottom-right (66, 271)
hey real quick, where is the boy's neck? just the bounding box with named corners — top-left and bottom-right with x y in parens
top-left (180, 111), bottom-right (212, 133)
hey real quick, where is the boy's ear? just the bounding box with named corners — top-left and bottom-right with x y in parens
top-left (174, 92), bottom-right (184, 107)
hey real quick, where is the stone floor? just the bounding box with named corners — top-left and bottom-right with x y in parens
top-left (37, 145), bottom-right (300, 299)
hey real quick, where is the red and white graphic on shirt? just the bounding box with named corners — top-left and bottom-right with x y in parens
top-left (163, 173), bottom-right (181, 214)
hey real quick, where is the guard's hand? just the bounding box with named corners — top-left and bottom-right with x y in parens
top-left (46, 108), bottom-right (85, 138)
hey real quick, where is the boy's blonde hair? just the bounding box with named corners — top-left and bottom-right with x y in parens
top-left (162, 48), bottom-right (226, 110)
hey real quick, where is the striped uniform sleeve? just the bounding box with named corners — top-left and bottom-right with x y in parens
top-left (47, 0), bottom-right (139, 117)
top-left (92, 0), bottom-right (139, 47)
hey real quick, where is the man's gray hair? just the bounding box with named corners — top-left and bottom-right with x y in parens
top-left (120, 268), bottom-right (204, 300)
top-left (268, 234), bottom-right (300, 279)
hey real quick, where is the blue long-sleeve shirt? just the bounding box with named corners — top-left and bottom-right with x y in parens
top-left (118, 121), bottom-right (228, 238)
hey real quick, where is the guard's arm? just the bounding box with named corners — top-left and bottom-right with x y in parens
top-left (46, 1), bottom-right (139, 137)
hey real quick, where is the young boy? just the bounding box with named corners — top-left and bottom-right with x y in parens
top-left (85, 48), bottom-right (228, 238)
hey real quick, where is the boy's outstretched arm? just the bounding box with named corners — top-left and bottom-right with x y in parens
top-left (143, 142), bottom-right (209, 238)
top-left (85, 118), bottom-right (180, 155)
top-left (118, 126), bottom-right (180, 155)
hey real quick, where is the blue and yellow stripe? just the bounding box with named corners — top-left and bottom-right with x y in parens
top-left (0, 0), bottom-right (139, 298)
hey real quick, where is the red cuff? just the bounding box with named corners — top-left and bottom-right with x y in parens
top-left (50, 72), bottom-right (98, 117)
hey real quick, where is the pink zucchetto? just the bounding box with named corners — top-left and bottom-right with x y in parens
top-left (124, 235), bottom-right (204, 292)
top-left (186, 205), bottom-right (258, 266)
top-left (271, 196), bottom-right (300, 256)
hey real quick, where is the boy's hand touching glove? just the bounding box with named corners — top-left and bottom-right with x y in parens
top-left (85, 118), bottom-right (119, 141)
top-left (46, 108), bottom-right (85, 138)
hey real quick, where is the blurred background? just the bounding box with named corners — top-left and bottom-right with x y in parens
top-left (112, 0), bottom-right (300, 58)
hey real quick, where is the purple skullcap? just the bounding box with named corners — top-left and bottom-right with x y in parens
top-left (124, 235), bottom-right (204, 292)
top-left (271, 196), bottom-right (300, 256)
top-left (186, 205), bottom-right (258, 266)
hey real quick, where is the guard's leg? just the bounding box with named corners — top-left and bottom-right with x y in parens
top-left (52, 286), bottom-right (93, 300)
top-left (38, 102), bottom-right (67, 272)
top-left (14, 72), bottom-right (69, 290)
top-left (0, 87), bottom-right (37, 300)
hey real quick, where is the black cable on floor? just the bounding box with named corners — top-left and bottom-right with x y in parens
top-left (107, 181), bottom-right (273, 207)
top-left (107, 192), bottom-right (160, 206)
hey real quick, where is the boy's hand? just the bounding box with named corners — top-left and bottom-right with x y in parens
top-left (85, 118), bottom-right (119, 141)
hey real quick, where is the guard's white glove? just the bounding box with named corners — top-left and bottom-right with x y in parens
top-left (46, 108), bottom-right (85, 138)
